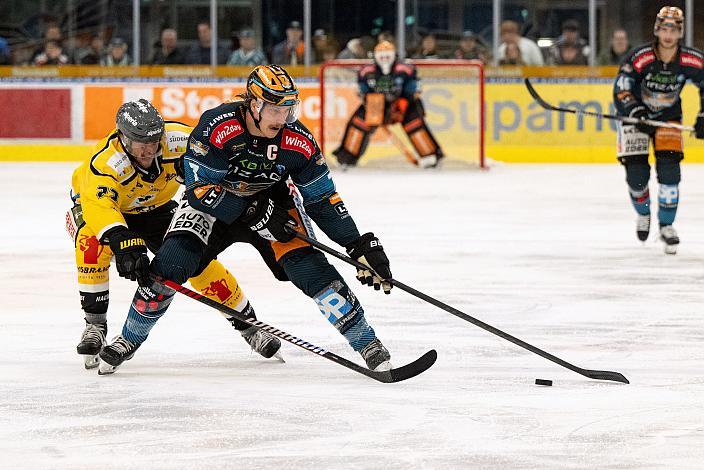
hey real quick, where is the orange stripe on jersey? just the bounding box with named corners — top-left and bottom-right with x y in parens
top-left (403, 118), bottom-right (423, 132)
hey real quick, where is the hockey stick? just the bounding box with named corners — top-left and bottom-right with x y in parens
top-left (379, 125), bottom-right (419, 166)
top-left (154, 277), bottom-right (437, 384)
top-left (285, 228), bottom-right (629, 384)
top-left (525, 78), bottom-right (694, 132)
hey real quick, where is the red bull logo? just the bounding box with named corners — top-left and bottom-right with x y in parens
top-left (203, 278), bottom-right (233, 302)
top-left (78, 235), bottom-right (104, 264)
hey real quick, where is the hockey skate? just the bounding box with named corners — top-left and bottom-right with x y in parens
top-left (76, 322), bottom-right (107, 369)
top-left (98, 335), bottom-right (140, 375)
top-left (360, 338), bottom-right (392, 371)
top-left (636, 214), bottom-right (651, 242)
top-left (659, 225), bottom-right (679, 255)
top-left (240, 326), bottom-right (284, 361)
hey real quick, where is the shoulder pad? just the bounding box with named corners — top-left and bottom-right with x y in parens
top-left (281, 127), bottom-right (316, 160)
top-left (163, 122), bottom-right (192, 157)
top-left (680, 46), bottom-right (704, 69)
top-left (631, 46), bottom-right (655, 72)
top-left (90, 134), bottom-right (135, 183)
top-left (359, 64), bottom-right (377, 77)
top-left (393, 63), bottom-right (414, 75)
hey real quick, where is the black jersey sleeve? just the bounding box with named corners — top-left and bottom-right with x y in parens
top-left (285, 123), bottom-right (361, 246)
top-left (613, 48), bottom-right (648, 117)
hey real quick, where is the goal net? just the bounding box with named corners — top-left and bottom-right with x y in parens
top-left (319, 59), bottom-right (485, 169)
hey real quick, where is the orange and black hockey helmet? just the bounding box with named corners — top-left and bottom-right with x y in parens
top-left (654, 6), bottom-right (684, 35)
top-left (246, 65), bottom-right (299, 107)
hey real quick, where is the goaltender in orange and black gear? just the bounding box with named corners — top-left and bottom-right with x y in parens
top-left (333, 41), bottom-right (444, 169)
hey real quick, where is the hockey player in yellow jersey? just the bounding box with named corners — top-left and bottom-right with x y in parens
top-left (66, 99), bottom-right (282, 369)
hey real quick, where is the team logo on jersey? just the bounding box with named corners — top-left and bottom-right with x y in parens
top-left (189, 137), bottom-right (209, 156)
top-left (680, 53), bottom-right (703, 69)
top-left (281, 129), bottom-right (314, 159)
top-left (266, 144), bottom-right (278, 160)
top-left (633, 51), bottom-right (655, 72)
top-left (210, 119), bottom-right (244, 149)
top-left (193, 184), bottom-right (224, 206)
top-left (78, 235), bottom-right (104, 264)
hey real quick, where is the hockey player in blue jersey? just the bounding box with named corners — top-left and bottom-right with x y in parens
top-left (613, 6), bottom-right (704, 254)
top-left (333, 40), bottom-right (444, 169)
top-left (99, 65), bottom-right (395, 375)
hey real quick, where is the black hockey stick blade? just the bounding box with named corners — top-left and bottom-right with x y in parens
top-left (285, 227), bottom-right (629, 384)
top-left (581, 368), bottom-right (629, 384)
top-left (156, 277), bottom-right (436, 384)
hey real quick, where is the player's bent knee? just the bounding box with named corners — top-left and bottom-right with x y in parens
top-left (655, 151), bottom-right (683, 185)
top-left (152, 234), bottom-right (204, 284)
top-left (621, 154), bottom-right (650, 189)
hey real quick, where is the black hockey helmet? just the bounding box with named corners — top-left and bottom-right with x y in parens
top-left (116, 99), bottom-right (165, 143)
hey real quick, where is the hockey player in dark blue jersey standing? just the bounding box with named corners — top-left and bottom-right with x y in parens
top-left (613, 6), bottom-right (704, 254)
top-left (99, 65), bottom-right (395, 374)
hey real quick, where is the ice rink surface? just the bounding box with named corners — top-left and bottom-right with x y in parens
top-left (1, 162), bottom-right (703, 469)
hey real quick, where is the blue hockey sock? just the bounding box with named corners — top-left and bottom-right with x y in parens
top-left (314, 280), bottom-right (377, 352)
top-left (122, 284), bottom-right (175, 344)
top-left (628, 186), bottom-right (650, 216)
top-left (657, 184), bottom-right (679, 226)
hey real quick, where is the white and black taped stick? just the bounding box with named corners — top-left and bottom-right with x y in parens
top-left (155, 277), bottom-right (437, 383)
top-left (525, 78), bottom-right (694, 132)
top-left (286, 227), bottom-right (629, 384)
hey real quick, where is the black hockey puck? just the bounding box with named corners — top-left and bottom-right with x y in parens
top-left (535, 379), bottom-right (553, 386)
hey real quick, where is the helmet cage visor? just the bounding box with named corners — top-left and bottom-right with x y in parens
top-left (255, 98), bottom-right (301, 124)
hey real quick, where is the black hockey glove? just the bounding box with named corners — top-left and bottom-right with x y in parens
top-left (104, 227), bottom-right (151, 287)
top-left (629, 107), bottom-right (656, 135)
top-left (694, 113), bottom-right (704, 139)
top-left (346, 232), bottom-right (392, 294)
top-left (241, 196), bottom-right (297, 243)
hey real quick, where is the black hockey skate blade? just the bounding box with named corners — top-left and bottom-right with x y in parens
top-left (535, 378), bottom-right (553, 386)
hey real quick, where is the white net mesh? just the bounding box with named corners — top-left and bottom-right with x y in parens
top-left (319, 59), bottom-right (485, 169)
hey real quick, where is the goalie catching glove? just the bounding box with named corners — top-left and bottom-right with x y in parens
top-left (103, 227), bottom-right (151, 287)
top-left (241, 196), bottom-right (297, 243)
top-left (346, 232), bottom-right (392, 294)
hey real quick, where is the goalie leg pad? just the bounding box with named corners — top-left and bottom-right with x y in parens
top-left (334, 106), bottom-right (374, 165)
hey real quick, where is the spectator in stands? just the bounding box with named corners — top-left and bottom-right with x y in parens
top-left (227, 28), bottom-right (267, 66)
top-left (377, 31), bottom-right (395, 45)
top-left (77, 36), bottom-right (105, 65)
top-left (30, 24), bottom-right (64, 63)
top-left (454, 30), bottom-right (488, 63)
top-left (151, 28), bottom-right (185, 65)
top-left (101, 38), bottom-right (131, 66)
top-left (548, 19), bottom-right (588, 65)
top-left (185, 21), bottom-right (229, 65)
top-left (498, 20), bottom-right (544, 65)
top-left (272, 21), bottom-right (305, 65)
top-left (498, 41), bottom-right (524, 66)
top-left (412, 33), bottom-right (442, 59)
top-left (337, 38), bottom-right (367, 59)
top-left (0, 37), bottom-right (11, 65)
top-left (33, 40), bottom-right (70, 65)
top-left (312, 29), bottom-right (339, 63)
top-left (597, 28), bottom-right (631, 65)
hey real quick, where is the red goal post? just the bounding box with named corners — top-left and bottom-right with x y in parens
top-left (318, 59), bottom-right (485, 168)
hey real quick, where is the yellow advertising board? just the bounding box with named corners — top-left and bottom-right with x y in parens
top-left (2, 78), bottom-right (704, 163)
